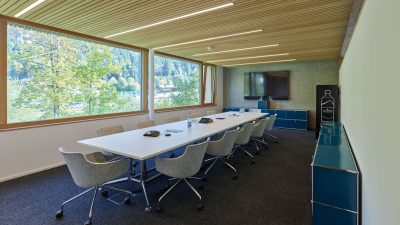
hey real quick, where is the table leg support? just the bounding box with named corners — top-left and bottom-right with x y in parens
top-left (140, 160), bottom-right (152, 211)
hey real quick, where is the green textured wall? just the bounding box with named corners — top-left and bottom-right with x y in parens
top-left (224, 60), bottom-right (339, 129)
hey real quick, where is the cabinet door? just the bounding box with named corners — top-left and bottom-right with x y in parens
top-left (295, 110), bottom-right (308, 120)
top-left (286, 110), bottom-right (296, 119)
top-left (313, 167), bottom-right (358, 211)
top-left (274, 118), bottom-right (286, 128)
top-left (296, 120), bottom-right (308, 130)
top-left (287, 119), bottom-right (296, 128)
top-left (275, 110), bottom-right (286, 119)
top-left (313, 202), bottom-right (358, 225)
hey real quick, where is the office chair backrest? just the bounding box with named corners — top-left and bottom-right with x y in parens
top-left (165, 116), bottom-right (180, 123)
top-left (207, 128), bottom-right (238, 156)
top-left (137, 120), bottom-right (156, 129)
top-left (59, 147), bottom-right (129, 188)
top-left (179, 139), bottom-right (209, 177)
top-left (235, 123), bottom-right (254, 145)
top-left (252, 118), bottom-right (270, 137)
top-left (265, 114), bottom-right (277, 131)
top-left (97, 125), bottom-right (124, 136)
top-left (206, 110), bottom-right (216, 115)
top-left (97, 125), bottom-right (124, 156)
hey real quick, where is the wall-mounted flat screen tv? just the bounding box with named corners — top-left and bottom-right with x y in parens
top-left (244, 72), bottom-right (266, 99)
top-left (266, 71), bottom-right (290, 100)
top-left (243, 70), bottom-right (290, 100)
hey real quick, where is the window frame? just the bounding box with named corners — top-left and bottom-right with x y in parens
top-left (0, 16), bottom-right (148, 131)
top-left (153, 51), bottom-right (205, 112)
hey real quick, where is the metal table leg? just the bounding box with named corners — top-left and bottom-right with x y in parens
top-left (140, 160), bottom-right (152, 211)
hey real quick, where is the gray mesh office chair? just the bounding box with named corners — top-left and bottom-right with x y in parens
top-left (97, 125), bottom-right (138, 185)
top-left (249, 118), bottom-right (270, 153)
top-left (204, 128), bottom-right (239, 179)
top-left (56, 146), bottom-right (132, 225)
top-left (155, 139), bottom-right (210, 212)
top-left (264, 114), bottom-right (278, 143)
top-left (228, 122), bottom-right (256, 164)
top-left (97, 125), bottom-right (124, 157)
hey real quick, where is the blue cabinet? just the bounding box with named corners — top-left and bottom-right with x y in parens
top-left (224, 107), bottom-right (308, 130)
top-left (312, 123), bottom-right (360, 225)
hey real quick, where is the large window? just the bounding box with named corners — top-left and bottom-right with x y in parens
top-left (154, 54), bottom-right (200, 109)
top-left (7, 23), bottom-right (142, 124)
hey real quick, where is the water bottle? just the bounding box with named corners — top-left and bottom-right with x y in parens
top-left (187, 113), bottom-right (192, 127)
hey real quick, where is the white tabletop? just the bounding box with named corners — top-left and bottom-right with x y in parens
top-left (78, 112), bottom-right (267, 160)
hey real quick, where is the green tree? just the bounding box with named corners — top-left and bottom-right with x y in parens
top-left (10, 27), bottom-right (80, 120)
top-left (74, 45), bottom-right (121, 115)
top-left (170, 73), bottom-right (200, 107)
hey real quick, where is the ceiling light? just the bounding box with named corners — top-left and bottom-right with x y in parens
top-left (208, 53), bottom-right (290, 63)
top-left (15, 0), bottom-right (45, 17)
top-left (223, 59), bottom-right (297, 67)
top-left (105, 3), bottom-right (234, 38)
top-left (154, 29), bottom-right (263, 49)
top-left (193, 44), bottom-right (279, 56)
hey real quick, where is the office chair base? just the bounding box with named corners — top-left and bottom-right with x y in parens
top-left (157, 178), bottom-right (202, 212)
top-left (84, 220), bottom-right (92, 225)
top-left (197, 203), bottom-right (204, 211)
top-left (55, 210), bottom-right (63, 218)
top-left (101, 190), bottom-right (108, 197)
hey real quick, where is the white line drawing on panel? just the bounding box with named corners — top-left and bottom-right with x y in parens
top-left (321, 90), bottom-right (335, 124)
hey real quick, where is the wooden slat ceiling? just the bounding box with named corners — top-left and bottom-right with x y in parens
top-left (0, 0), bottom-right (352, 67)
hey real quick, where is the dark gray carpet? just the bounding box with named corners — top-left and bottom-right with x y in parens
top-left (0, 129), bottom-right (315, 225)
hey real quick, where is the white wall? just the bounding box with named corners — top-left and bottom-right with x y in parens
top-left (0, 67), bottom-right (223, 182)
top-left (224, 60), bottom-right (339, 129)
top-left (339, 1), bottom-right (400, 225)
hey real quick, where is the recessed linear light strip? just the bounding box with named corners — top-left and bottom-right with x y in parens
top-left (15, 0), bottom-right (45, 17)
top-left (104, 3), bottom-right (234, 39)
top-left (154, 29), bottom-right (263, 50)
top-left (208, 53), bottom-right (290, 63)
top-left (223, 59), bottom-right (297, 67)
top-left (193, 44), bottom-right (279, 56)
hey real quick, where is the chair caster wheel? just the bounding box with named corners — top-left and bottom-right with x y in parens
top-left (156, 205), bottom-right (162, 212)
top-left (232, 175), bottom-right (238, 180)
top-left (55, 210), bottom-right (63, 218)
top-left (251, 160), bottom-right (255, 165)
top-left (196, 204), bottom-right (203, 211)
top-left (84, 220), bottom-right (92, 225)
top-left (124, 197), bottom-right (131, 205)
top-left (198, 185), bottom-right (204, 190)
top-left (275, 141), bottom-right (278, 143)
top-left (101, 190), bottom-right (108, 197)
top-left (255, 151), bottom-right (259, 155)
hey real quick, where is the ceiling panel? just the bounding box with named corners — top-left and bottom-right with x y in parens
top-left (0, 0), bottom-right (352, 66)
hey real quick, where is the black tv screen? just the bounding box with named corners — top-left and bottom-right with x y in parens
top-left (244, 72), bottom-right (266, 99)
top-left (243, 70), bottom-right (289, 100)
top-left (266, 71), bottom-right (290, 100)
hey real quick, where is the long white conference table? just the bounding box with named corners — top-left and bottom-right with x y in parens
top-left (78, 111), bottom-right (267, 211)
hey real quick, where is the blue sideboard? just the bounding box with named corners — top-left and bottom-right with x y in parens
top-left (311, 123), bottom-right (360, 225)
top-left (224, 107), bottom-right (308, 130)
